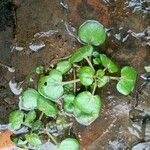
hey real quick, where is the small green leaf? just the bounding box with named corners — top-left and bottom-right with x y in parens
top-left (74, 91), bottom-right (101, 126)
top-left (93, 58), bottom-right (101, 65)
top-left (9, 110), bottom-right (24, 130)
top-left (96, 69), bottom-right (105, 78)
top-left (100, 54), bottom-right (118, 73)
top-left (25, 133), bottom-right (42, 147)
top-left (32, 120), bottom-right (43, 131)
top-left (36, 66), bottom-right (44, 74)
top-left (97, 76), bottom-right (109, 88)
top-left (56, 61), bottom-right (71, 74)
top-left (63, 94), bottom-right (75, 113)
top-left (21, 88), bottom-right (40, 110)
top-left (37, 96), bottom-right (58, 117)
top-left (58, 138), bottom-right (80, 150)
top-left (117, 66), bottom-right (137, 95)
top-left (69, 45), bottom-right (93, 63)
top-left (24, 111), bottom-right (36, 126)
top-left (79, 66), bottom-right (95, 86)
top-left (92, 51), bottom-right (100, 57)
top-left (78, 20), bottom-right (106, 46)
top-left (38, 69), bottom-right (64, 101)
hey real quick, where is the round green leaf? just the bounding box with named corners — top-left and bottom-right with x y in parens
top-left (21, 88), bottom-right (40, 110)
top-left (25, 133), bottom-right (42, 147)
top-left (38, 69), bottom-right (64, 101)
top-left (69, 45), bottom-right (93, 64)
top-left (100, 54), bottom-right (118, 73)
top-left (58, 138), bottom-right (80, 150)
top-left (117, 66), bottom-right (137, 95)
top-left (96, 69), bottom-right (105, 78)
top-left (37, 96), bottom-right (58, 117)
top-left (24, 111), bottom-right (36, 126)
top-left (97, 76), bottom-right (109, 88)
top-left (74, 91), bottom-right (101, 126)
top-left (78, 20), bottom-right (106, 46)
top-left (56, 61), bottom-right (71, 74)
top-left (79, 66), bottom-right (95, 86)
top-left (9, 110), bottom-right (24, 130)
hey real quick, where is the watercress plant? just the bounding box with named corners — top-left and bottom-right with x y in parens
top-left (8, 20), bottom-right (137, 149)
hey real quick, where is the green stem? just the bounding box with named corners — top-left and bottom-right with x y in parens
top-left (73, 69), bottom-right (76, 94)
top-left (84, 56), bottom-right (95, 71)
top-left (73, 64), bottom-right (81, 68)
top-left (109, 76), bottom-right (120, 80)
top-left (92, 81), bottom-right (97, 95)
top-left (46, 131), bottom-right (58, 145)
top-left (62, 79), bottom-right (80, 85)
top-left (39, 112), bottom-right (44, 120)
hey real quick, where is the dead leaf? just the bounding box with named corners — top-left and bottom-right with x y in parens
top-left (0, 130), bottom-right (23, 150)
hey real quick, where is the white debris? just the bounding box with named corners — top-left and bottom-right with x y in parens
top-left (15, 46), bottom-right (24, 51)
top-left (9, 80), bottom-right (23, 95)
top-left (29, 43), bottom-right (45, 52)
top-left (128, 127), bottom-right (141, 138)
top-left (38, 141), bottom-right (57, 150)
top-left (34, 30), bottom-right (58, 38)
top-left (108, 139), bottom-right (125, 149)
top-left (112, 103), bottom-right (130, 116)
top-left (7, 67), bottom-right (15, 73)
top-left (114, 33), bottom-right (121, 40)
top-left (132, 142), bottom-right (150, 150)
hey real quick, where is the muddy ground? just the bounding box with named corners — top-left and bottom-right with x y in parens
top-left (0, 0), bottom-right (150, 149)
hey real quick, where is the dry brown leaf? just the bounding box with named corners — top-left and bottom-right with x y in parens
top-left (0, 130), bottom-right (23, 150)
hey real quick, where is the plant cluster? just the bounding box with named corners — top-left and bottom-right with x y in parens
top-left (8, 20), bottom-right (137, 149)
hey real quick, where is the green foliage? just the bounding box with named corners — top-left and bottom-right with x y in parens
top-left (25, 133), bottom-right (42, 147)
top-left (117, 66), bottom-right (137, 95)
top-left (38, 69), bottom-right (64, 101)
top-left (56, 60), bottom-right (71, 74)
top-left (100, 54), bottom-right (118, 73)
top-left (7, 20), bottom-right (137, 149)
top-left (63, 94), bottom-right (75, 113)
top-left (37, 96), bottom-right (58, 117)
top-left (58, 138), bottom-right (80, 150)
top-left (32, 120), bottom-right (43, 131)
top-left (74, 92), bottom-right (101, 126)
top-left (24, 111), bottom-right (36, 126)
top-left (9, 110), bottom-right (24, 130)
top-left (78, 20), bottom-right (106, 46)
top-left (69, 45), bottom-right (93, 63)
top-left (79, 66), bottom-right (95, 86)
top-left (21, 88), bottom-right (40, 110)
top-left (97, 76), bottom-right (109, 88)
